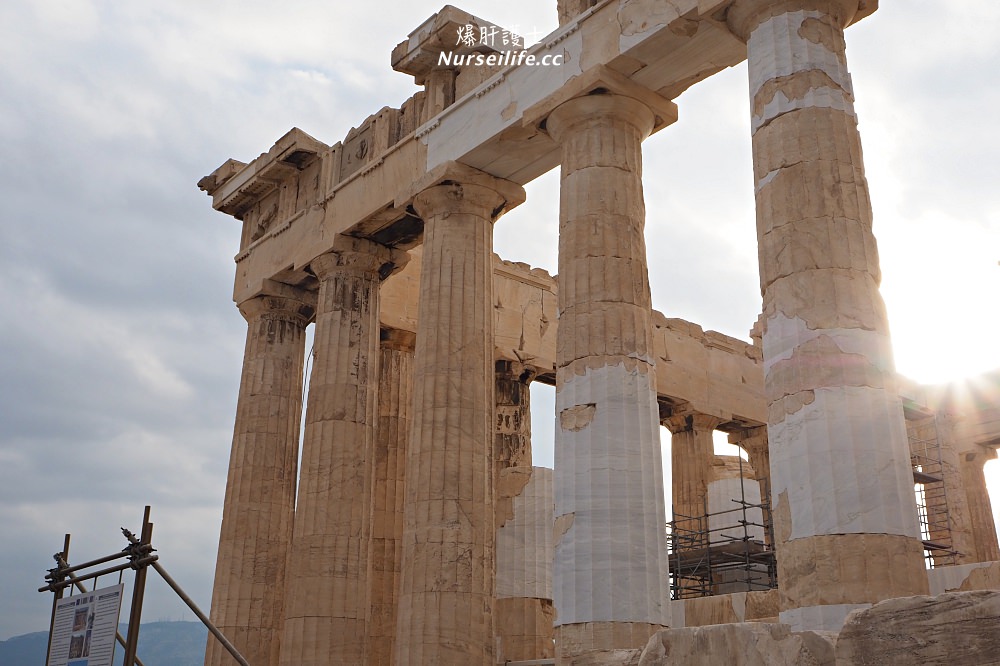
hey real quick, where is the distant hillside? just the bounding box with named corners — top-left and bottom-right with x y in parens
top-left (0, 621), bottom-right (207, 666)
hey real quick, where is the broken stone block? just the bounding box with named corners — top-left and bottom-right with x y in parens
top-left (835, 591), bottom-right (1000, 666)
top-left (637, 623), bottom-right (835, 666)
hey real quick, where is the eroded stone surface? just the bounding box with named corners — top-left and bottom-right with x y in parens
top-left (548, 93), bottom-right (669, 661)
top-left (637, 623), bottom-right (835, 666)
top-left (394, 178), bottom-right (523, 666)
top-left (280, 240), bottom-right (392, 666)
top-left (735, 1), bottom-right (928, 626)
top-left (835, 591), bottom-right (1000, 666)
top-left (206, 291), bottom-right (313, 666)
top-left (366, 331), bottom-right (414, 666)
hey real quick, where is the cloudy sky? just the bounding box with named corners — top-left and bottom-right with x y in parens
top-left (1, 0), bottom-right (998, 641)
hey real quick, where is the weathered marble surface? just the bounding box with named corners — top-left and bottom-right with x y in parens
top-left (637, 623), bottom-right (835, 666)
top-left (835, 591), bottom-right (1000, 666)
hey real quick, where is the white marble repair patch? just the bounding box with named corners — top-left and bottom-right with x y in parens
top-left (747, 10), bottom-right (854, 103)
top-left (751, 86), bottom-right (855, 134)
top-left (553, 362), bottom-right (669, 626)
top-left (755, 167), bottom-right (782, 193)
top-left (780, 603), bottom-right (871, 633)
top-left (665, 597), bottom-right (685, 628)
top-left (769, 385), bottom-right (922, 540)
top-left (762, 313), bottom-right (896, 378)
top-left (496, 466), bottom-right (554, 600)
top-left (927, 562), bottom-right (995, 597)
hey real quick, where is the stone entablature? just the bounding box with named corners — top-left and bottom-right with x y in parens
top-left (200, 1), bottom-right (859, 306)
top-left (383, 253), bottom-right (766, 426)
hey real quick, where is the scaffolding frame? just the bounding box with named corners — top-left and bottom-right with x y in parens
top-left (907, 408), bottom-right (961, 567)
top-left (667, 464), bottom-right (777, 600)
top-left (39, 506), bottom-right (249, 666)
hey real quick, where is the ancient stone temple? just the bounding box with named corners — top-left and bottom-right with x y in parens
top-left (199, 1), bottom-right (1000, 664)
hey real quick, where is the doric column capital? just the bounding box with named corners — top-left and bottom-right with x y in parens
top-left (726, 0), bottom-right (865, 40)
top-left (730, 425), bottom-right (768, 447)
top-left (546, 93), bottom-right (656, 146)
top-left (237, 284), bottom-right (316, 325)
top-left (309, 235), bottom-right (409, 281)
top-left (663, 412), bottom-right (725, 435)
top-left (380, 326), bottom-right (416, 352)
top-left (495, 359), bottom-right (538, 385)
top-left (964, 446), bottom-right (998, 468)
top-left (413, 181), bottom-right (516, 224)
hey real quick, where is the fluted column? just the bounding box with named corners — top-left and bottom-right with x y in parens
top-left (729, 0), bottom-right (928, 631)
top-left (280, 237), bottom-right (398, 666)
top-left (367, 328), bottom-right (416, 666)
top-left (961, 446), bottom-right (1000, 563)
top-left (731, 426), bottom-right (772, 546)
top-left (546, 93), bottom-right (669, 663)
top-left (664, 414), bottom-right (724, 524)
top-left (495, 360), bottom-right (536, 471)
top-left (732, 426), bottom-right (770, 498)
top-left (494, 361), bottom-right (555, 663)
top-left (206, 288), bottom-right (314, 666)
top-left (395, 178), bottom-right (524, 666)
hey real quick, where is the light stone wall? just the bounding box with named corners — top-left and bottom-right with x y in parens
top-left (928, 561), bottom-right (1000, 596)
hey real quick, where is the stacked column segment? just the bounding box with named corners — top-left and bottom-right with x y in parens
top-left (394, 177), bottom-right (524, 666)
top-left (547, 93), bottom-right (670, 662)
top-left (280, 237), bottom-right (400, 665)
top-left (728, 0), bottom-right (928, 631)
top-left (206, 289), bottom-right (314, 666)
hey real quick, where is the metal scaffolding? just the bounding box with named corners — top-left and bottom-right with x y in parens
top-left (667, 464), bottom-right (778, 600)
top-left (906, 406), bottom-right (960, 568)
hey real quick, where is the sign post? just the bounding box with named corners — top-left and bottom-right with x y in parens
top-left (46, 584), bottom-right (125, 666)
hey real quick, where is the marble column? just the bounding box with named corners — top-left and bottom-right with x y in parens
top-left (961, 446), bottom-right (1000, 563)
top-left (280, 237), bottom-right (398, 666)
top-left (494, 361), bottom-right (555, 663)
top-left (394, 178), bottom-right (524, 666)
top-left (731, 426), bottom-right (772, 546)
top-left (495, 361), bottom-right (536, 545)
top-left (546, 93), bottom-right (669, 662)
top-left (206, 288), bottom-right (314, 666)
top-left (665, 414), bottom-right (724, 524)
top-left (728, 0), bottom-right (928, 631)
top-left (495, 360), bottom-right (536, 471)
top-left (367, 328), bottom-right (416, 666)
top-left (731, 425), bottom-right (770, 499)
